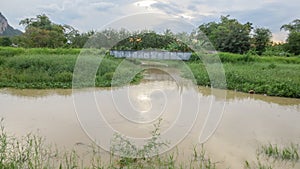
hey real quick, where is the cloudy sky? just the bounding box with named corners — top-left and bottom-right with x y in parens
top-left (1, 0), bottom-right (300, 42)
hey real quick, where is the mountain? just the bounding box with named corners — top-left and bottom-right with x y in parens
top-left (0, 12), bottom-right (22, 37)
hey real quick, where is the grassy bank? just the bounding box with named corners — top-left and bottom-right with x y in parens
top-left (0, 47), bottom-right (141, 88)
top-left (0, 47), bottom-right (299, 98)
top-left (0, 47), bottom-right (81, 57)
top-left (188, 52), bottom-right (300, 98)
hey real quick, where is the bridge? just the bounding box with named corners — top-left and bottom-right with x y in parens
top-left (110, 50), bottom-right (192, 61)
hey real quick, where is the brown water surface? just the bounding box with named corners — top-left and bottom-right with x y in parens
top-left (0, 69), bottom-right (299, 168)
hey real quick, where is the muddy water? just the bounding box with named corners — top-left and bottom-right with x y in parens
top-left (0, 69), bottom-right (300, 168)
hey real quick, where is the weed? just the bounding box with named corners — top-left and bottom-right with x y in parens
top-left (0, 54), bottom-right (142, 89)
top-left (260, 143), bottom-right (299, 161)
top-left (186, 62), bottom-right (300, 98)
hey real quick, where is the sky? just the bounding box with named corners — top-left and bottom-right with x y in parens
top-left (1, 0), bottom-right (300, 42)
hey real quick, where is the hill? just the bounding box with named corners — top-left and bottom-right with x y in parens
top-left (0, 12), bottom-right (22, 36)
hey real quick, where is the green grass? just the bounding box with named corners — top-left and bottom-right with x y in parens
top-left (244, 143), bottom-right (299, 169)
top-left (260, 144), bottom-right (299, 161)
top-left (218, 52), bottom-right (300, 64)
top-left (0, 47), bottom-right (81, 57)
top-left (190, 52), bottom-right (300, 64)
top-left (0, 51), bottom-right (142, 89)
top-left (244, 160), bottom-right (273, 169)
top-left (0, 47), bottom-right (300, 98)
top-left (187, 53), bottom-right (300, 98)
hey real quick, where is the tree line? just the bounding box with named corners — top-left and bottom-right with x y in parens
top-left (0, 14), bottom-right (299, 56)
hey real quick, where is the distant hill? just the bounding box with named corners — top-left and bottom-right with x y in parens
top-left (0, 12), bottom-right (22, 37)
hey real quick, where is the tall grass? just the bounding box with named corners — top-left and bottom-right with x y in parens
top-left (1, 47), bottom-right (300, 98)
top-left (190, 52), bottom-right (300, 64)
top-left (260, 144), bottom-right (299, 161)
top-left (218, 52), bottom-right (300, 64)
top-left (0, 47), bottom-right (81, 57)
top-left (186, 61), bottom-right (300, 98)
top-left (244, 143), bottom-right (299, 169)
top-left (0, 53), bottom-right (142, 88)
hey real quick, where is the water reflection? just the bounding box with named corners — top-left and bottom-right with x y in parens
top-left (1, 69), bottom-right (299, 108)
top-left (0, 88), bottom-right (73, 98)
top-left (0, 68), bottom-right (299, 168)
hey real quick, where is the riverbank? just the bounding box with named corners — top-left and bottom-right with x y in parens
top-left (0, 47), bottom-right (142, 88)
top-left (0, 47), bottom-right (299, 98)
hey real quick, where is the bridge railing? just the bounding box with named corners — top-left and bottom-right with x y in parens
top-left (110, 50), bottom-right (192, 61)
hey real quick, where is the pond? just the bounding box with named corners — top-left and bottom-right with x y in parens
top-left (0, 68), bottom-right (299, 168)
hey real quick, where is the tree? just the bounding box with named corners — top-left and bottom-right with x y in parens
top-left (281, 19), bottom-right (300, 33)
top-left (18, 14), bottom-right (72, 48)
top-left (67, 31), bottom-right (95, 48)
top-left (281, 19), bottom-right (300, 55)
top-left (0, 37), bottom-right (12, 46)
top-left (252, 28), bottom-right (272, 55)
top-left (285, 31), bottom-right (300, 55)
top-left (199, 15), bottom-right (252, 54)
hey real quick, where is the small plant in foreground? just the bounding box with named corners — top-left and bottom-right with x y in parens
top-left (109, 118), bottom-right (171, 168)
top-left (190, 144), bottom-right (218, 169)
top-left (244, 159), bottom-right (273, 169)
top-left (260, 143), bottom-right (299, 162)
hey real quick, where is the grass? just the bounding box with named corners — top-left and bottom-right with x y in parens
top-left (0, 47), bottom-right (81, 57)
top-left (1, 47), bottom-right (300, 98)
top-left (244, 143), bottom-right (300, 169)
top-left (0, 48), bottom-right (142, 88)
top-left (244, 159), bottom-right (273, 169)
top-left (187, 52), bottom-right (300, 98)
top-left (260, 143), bottom-right (299, 161)
top-left (218, 52), bottom-right (300, 64)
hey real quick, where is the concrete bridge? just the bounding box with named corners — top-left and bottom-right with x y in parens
top-left (110, 50), bottom-right (192, 61)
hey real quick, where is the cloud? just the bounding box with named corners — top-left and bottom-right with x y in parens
top-left (92, 1), bottom-right (118, 10)
top-left (1, 0), bottom-right (300, 41)
top-left (222, 1), bottom-right (300, 41)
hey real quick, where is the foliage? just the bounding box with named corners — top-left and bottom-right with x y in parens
top-left (110, 118), bottom-right (171, 168)
top-left (262, 43), bottom-right (291, 57)
top-left (112, 31), bottom-right (192, 52)
top-left (187, 53), bottom-right (300, 98)
top-left (1, 47), bottom-right (300, 97)
top-left (199, 15), bottom-right (252, 54)
top-left (260, 144), bottom-right (299, 161)
top-left (0, 48), bottom-right (142, 89)
top-left (0, 47), bottom-right (81, 57)
top-left (192, 52), bottom-right (300, 64)
top-left (67, 30), bottom-right (95, 48)
top-left (86, 28), bottom-right (131, 49)
top-left (252, 28), bottom-right (272, 55)
top-left (285, 32), bottom-right (300, 55)
top-left (244, 159), bottom-right (273, 169)
top-left (0, 118), bottom-right (85, 169)
top-left (0, 37), bottom-right (12, 46)
top-left (245, 143), bottom-right (300, 169)
top-left (18, 14), bottom-right (76, 48)
top-left (281, 19), bottom-right (300, 32)
top-left (281, 19), bottom-right (300, 55)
